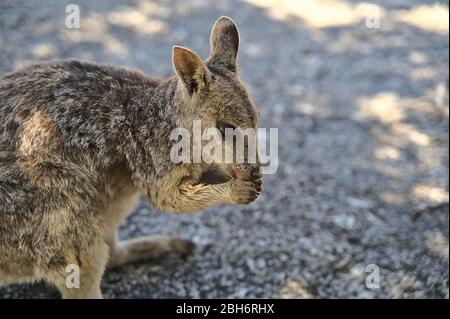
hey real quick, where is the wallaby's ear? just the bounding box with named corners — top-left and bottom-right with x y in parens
top-left (172, 46), bottom-right (209, 94)
top-left (208, 16), bottom-right (239, 72)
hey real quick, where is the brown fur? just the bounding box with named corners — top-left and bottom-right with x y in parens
top-left (0, 17), bottom-right (261, 298)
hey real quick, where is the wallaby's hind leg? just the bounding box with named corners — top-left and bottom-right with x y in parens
top-left (51, 241), bottom-right (109, 299)
top-left (107, 232), bottom-right (195, 268)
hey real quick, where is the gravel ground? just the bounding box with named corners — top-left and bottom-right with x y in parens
top-left (0, 0), bottom-right (448, 298)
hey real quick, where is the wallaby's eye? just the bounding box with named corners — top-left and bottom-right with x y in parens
top-left (217, 123), bottom-right (235, 137)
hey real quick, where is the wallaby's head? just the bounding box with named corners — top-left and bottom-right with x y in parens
top-left (172, 17), bottom-right (261, 182)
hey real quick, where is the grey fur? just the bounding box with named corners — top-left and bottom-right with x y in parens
top-left (0, 17), bottom-right (261, 298)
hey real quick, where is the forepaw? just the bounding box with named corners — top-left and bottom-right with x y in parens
top-left (230, 179), bottom-right (261, 204)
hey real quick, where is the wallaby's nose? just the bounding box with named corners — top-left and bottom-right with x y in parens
top-left (251, 166), bottom-right (262, 180)
top-left (234, 164), bottom-right (262, 181)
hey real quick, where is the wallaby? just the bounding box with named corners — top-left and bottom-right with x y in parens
top-left (0, 17), bottom-right (262, 298)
